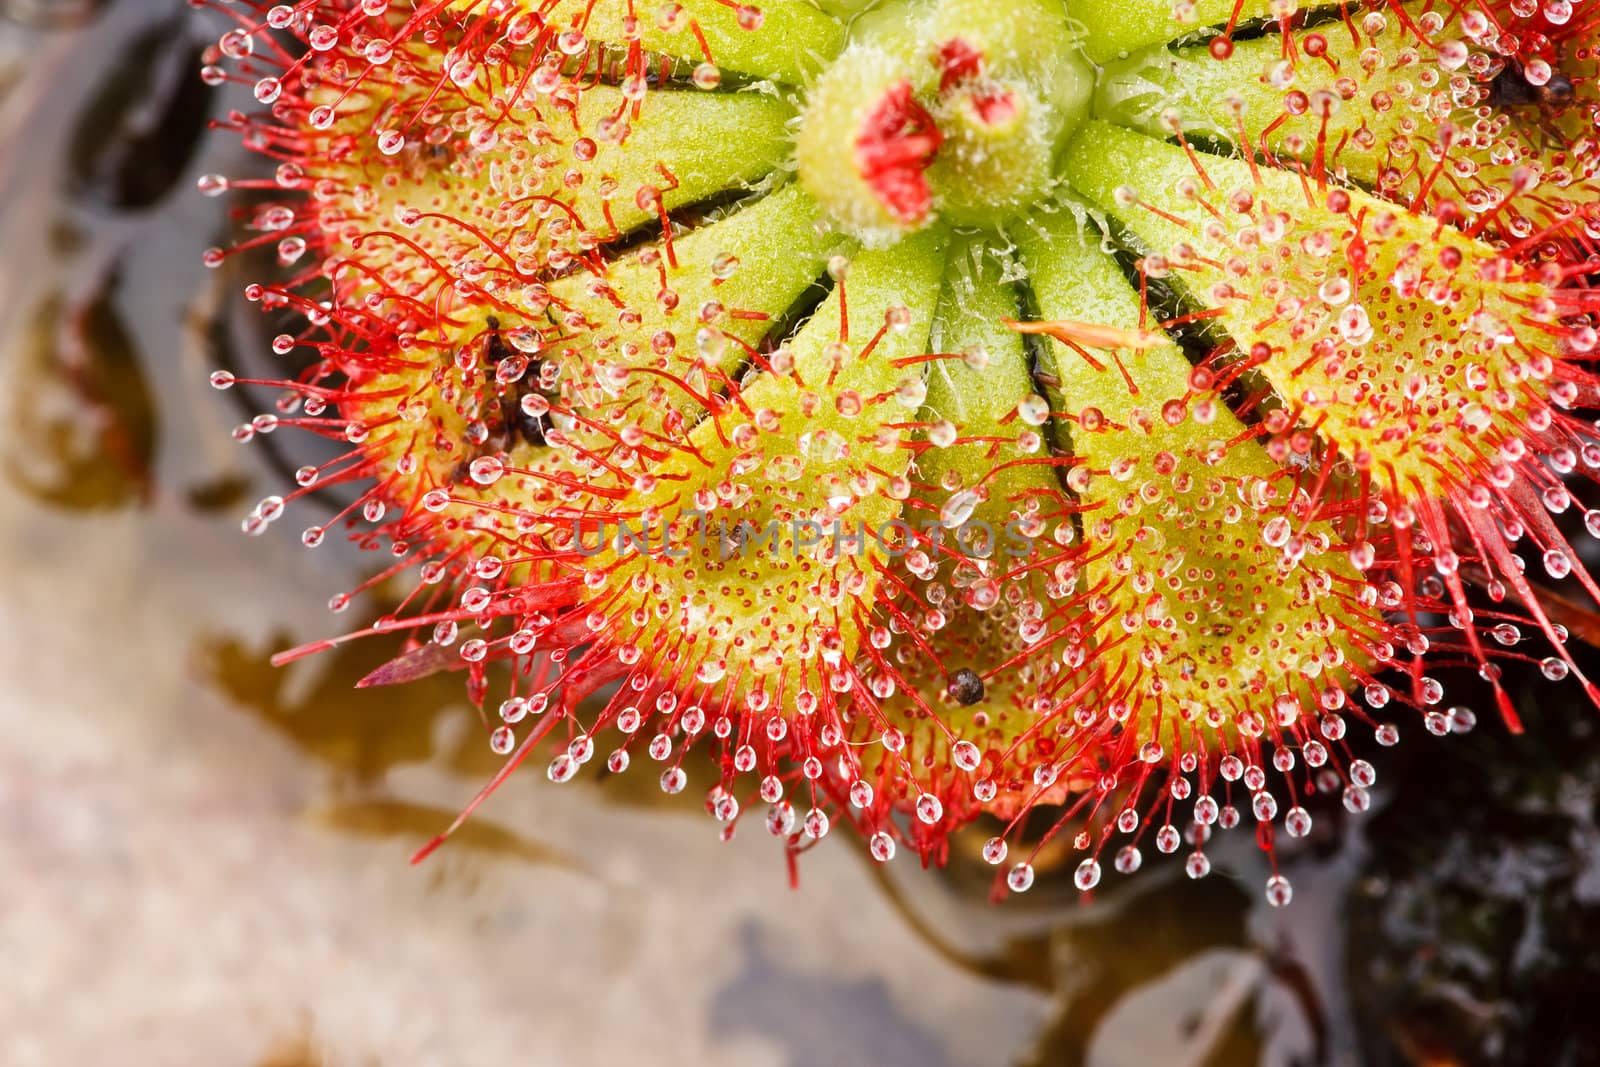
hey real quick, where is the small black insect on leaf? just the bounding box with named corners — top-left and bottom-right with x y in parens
top-left (1488, 58), bottom-right (1576, 110)
top-left (949, 668), bottom-right (986, 706)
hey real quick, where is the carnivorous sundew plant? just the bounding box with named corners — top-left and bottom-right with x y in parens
top-left (199, 0), bottom-right (1600, 903)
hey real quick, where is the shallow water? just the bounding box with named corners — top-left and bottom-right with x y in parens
top-left (1, 4), bottom-right (1596, 1066)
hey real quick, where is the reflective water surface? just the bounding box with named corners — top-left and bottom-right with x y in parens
top-left (2, 4), bottom-right (1596, 1066)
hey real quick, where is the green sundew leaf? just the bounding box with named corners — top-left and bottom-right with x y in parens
top-left (328, 84), bottom-right (796, 286)
top-left (1094, 5), bottom-right (1600, 212)
top-left (600, 228), bottom-right (949, 683)
top-left (920, 235), bottom-right (1058, 532)
top-left (1057, 123), bottom-right (1290, 282)
top-left (859, 235), bottom-right (1072, 761)
top-left (1071, 0), bottom-right (1275, 64)
top-left (810, 0), bottom-right (883, 17)
top-left (567, 87), bottom-right (799, 238)
top-left (1061, 120), bottom-right (1555, 497)
top-left (348, 185), bottom-right (844, 528)
top-left (1016, 208), bottom-right (1367, 749)
top-left (758, 225), bottom-right (947, 445)
top-left (1095, 21), bottom-right (1404, 182)
top-left (545, 183), bottom-right (847, 420)
top-left (490, 184), bottom-right (847, 540)
top-left (1014, 210), bottom-right (1214, 458)
top-left (494, 0), bottom-right (848, 84)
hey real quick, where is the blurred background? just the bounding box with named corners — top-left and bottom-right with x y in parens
top-left (2, 2), bottom-right (1598, 1065)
